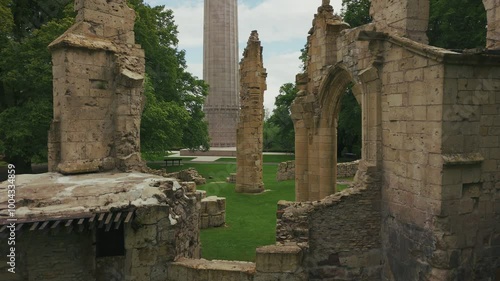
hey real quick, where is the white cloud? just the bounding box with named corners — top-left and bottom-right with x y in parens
top-left (263, 51), bottom-right (303, 110)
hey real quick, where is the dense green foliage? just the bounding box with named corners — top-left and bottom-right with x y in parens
top-left (428, 0), bottom-right (486, 49)
top-left (341, 0), bottom-right (372, 28)
top-left (263, 83), bottom-right (297, 152)
top-left (0, 0), bottom-right (209, 170)
top-left (337, 86), bottom-right (362, 157)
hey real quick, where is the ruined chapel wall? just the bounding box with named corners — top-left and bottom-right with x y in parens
top-left (378, 42), bottom-right (448, 280)
top-left (431, 63), bottom-right (500, 279)
top-left (276, 160), bottom-right (359, 182)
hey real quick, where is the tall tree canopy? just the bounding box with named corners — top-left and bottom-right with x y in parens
top-left (265, 83), bottom-right (298, 152)
top-left (0, 0), bottom-right (74, 171)
top-left (428, 0), bottom-right (486, 49)
top-left (337, 86), bottom-right (362, 157)
top-left (0, 0), bottom-right (209, 171)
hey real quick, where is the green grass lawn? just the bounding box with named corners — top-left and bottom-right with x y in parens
top-left (147, 162), bottom-right (351, 261)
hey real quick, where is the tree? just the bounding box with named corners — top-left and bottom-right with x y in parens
top-left (265, 83), bottom-right (298, 152)
top-left (140, 76), bottom-right (190, 155)
top-left (337, 85), bottom-right (361, 158)
top-left (0, 0), bottom-right (209, 171)
top-left (428, 0), bottom-right (486, 49)
top-left (341, 0), bottom-right (371, 28)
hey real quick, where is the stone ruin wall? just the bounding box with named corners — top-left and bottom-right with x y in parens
top-left (276, 160), bottom-right (360, 181)
top-left (0, 187), bottom-right (201, 281)
top-left (236, 30), bottom-right (267, 193)
top-left (370, 0), bottom-right (429, 44)
top-left (48, 0), bottom-right (145, 174)
top-left (166, 244), bottom-right (307, 281)
top-left (162, 168), bottom-right (226, 229)
top-left (374, 34), bottom-right (500, 280)
top-left (285, 0), bottom-right (500, 280)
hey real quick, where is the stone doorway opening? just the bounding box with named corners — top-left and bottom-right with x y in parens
top-left (337, 82), bottom-right (362, 163)
top-left (316, 66), bottom-right (363, 198)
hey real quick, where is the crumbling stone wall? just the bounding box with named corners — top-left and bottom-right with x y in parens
top-left (125, 203), bottom-right (200, 280)
top-left (166, 245), bottom-right (307, 281)
top-left (286, 1), bottom-right (500, 280)
top-left (276, 179), bottom-right (382, 280)
top-left (48, 0), bottom-right (145, 174)
top-left (0, 172), bottom-right (202, 281)
top-left (165, 168), bottom-right (207, 186)
top-left (236, 30), bottom-right (267, 193)
top-left (254, 245), bottom-right (307, 281)
top-left (370, 0), bottom-right (429, 44)
top-left (337, 160), bottom-right (360, 178)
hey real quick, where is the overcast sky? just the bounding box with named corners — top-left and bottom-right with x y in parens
top-left (143, 0), bottom-right (343, 111)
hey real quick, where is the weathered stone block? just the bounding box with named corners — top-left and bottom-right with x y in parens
top-left (255, 245), bottom-right (303, 273)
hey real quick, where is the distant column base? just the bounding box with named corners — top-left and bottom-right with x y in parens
top-left (235, 182), bottom-right (264, 193)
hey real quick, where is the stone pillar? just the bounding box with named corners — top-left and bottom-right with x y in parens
top-left (203, 0), bottom-right (239, 147)
top-left (293, 120), bottom-right (309, 201)
top-left (48, 0), bottom-right (145, 174)
top-left (483, 0), bottom-right (500, 49)
top-left (370, 0), bottom-right (430, 44)
top-left (318, 125), bottom-right (336, 199)
top-left (235, 31), bottom-right (267, 194)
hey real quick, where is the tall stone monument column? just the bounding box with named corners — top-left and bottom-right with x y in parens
top-left (203, 0), bottom-right (239, 147)
top-left (235, 31), bottom-right (267, 193)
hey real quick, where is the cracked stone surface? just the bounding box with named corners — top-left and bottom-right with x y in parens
top-left (0, 172), bottom-right (177, 220)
